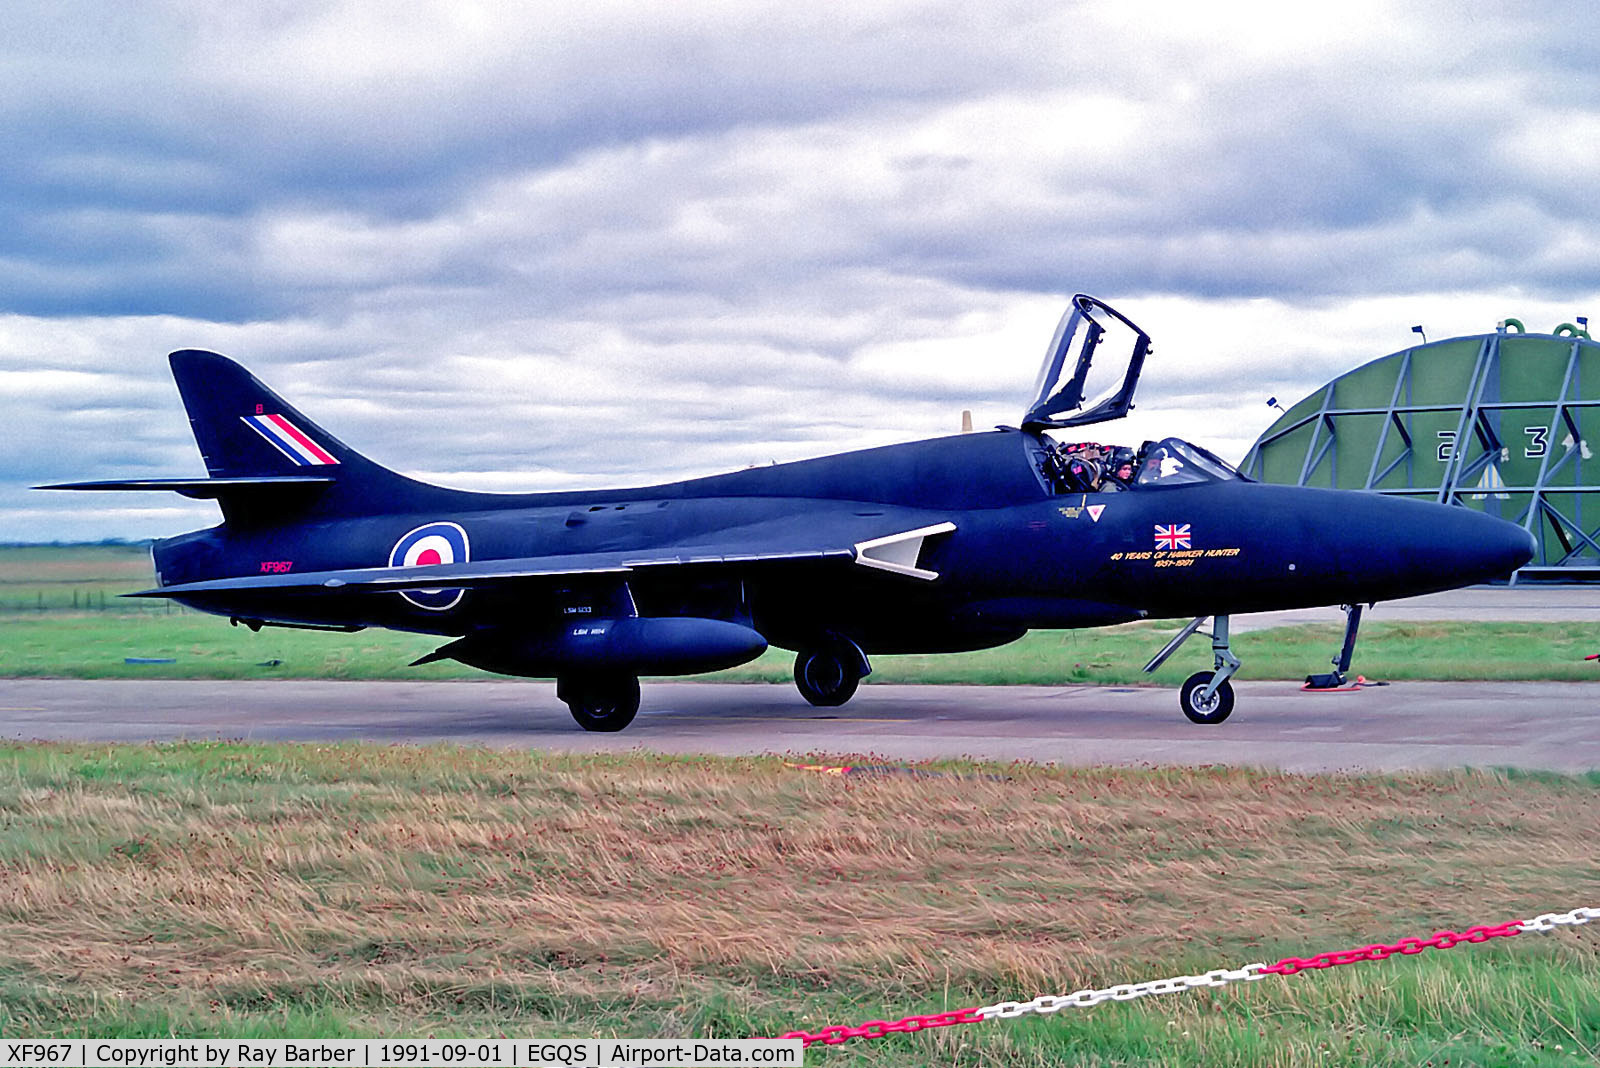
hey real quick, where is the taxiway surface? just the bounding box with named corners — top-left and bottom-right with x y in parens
top-left (1, 678), bottom-right (1596, 773)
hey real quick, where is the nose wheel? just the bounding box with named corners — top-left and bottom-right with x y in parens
top-left (1179, 671), bottom-right (1235, 723)
top-left (1145, 615), bottom-right (1240, 724)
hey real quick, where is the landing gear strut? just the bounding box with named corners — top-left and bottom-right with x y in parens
top-left (557, 674), bottom-right (641, 732)
top-left (793, 636), bottom-right (871, 707)
top-left (1144, 615), bottom-right (1241, 724)
top-left (1304, 603), bottom-right (1366, 689)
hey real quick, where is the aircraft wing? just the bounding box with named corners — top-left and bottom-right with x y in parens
top-left (129, 513), bottom-right (958, 599)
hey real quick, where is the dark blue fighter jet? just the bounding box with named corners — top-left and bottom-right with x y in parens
top-left (42, 295), bottom-right (1534, 730)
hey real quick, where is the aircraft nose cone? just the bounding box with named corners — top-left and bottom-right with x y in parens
top-left (1318, 494), bottom-right (1536, 601)
top-left (1497, 521), bottom-right (1538, 575)
top-left (1414, 505), bottom-right (1535, 588)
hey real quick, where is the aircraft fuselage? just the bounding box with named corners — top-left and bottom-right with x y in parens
top-left (153, 427), bottom-right (1533, 656)
top-left (48, 295), bottom-right (1538, 729)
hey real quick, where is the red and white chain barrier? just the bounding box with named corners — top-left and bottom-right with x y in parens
top-left (777, 905), bottom-right (1599, 1048)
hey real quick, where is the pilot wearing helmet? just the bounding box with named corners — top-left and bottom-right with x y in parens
top-left (1104, 446), bottom-right (1139, 488)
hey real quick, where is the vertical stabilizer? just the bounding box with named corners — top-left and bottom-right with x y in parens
top-left (167, 350), bottom-right (440, 521)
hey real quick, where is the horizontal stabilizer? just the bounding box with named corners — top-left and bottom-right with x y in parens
top-left (122, 350), bottom-right (448, 524)
top-left (37, 476), bottom-right (335, 500)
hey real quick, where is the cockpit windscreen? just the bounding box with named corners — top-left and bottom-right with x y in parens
top-left (1135, 438), bottom-right (1248, 487)
top-left (1035, 436), bottom-right (1248, 495)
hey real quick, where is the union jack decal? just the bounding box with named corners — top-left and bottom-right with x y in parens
top-left (1154, 523), bottom-right (1191, 550)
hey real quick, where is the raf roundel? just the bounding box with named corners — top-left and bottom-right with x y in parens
top-left (388, 522), bottom-right (470, 610)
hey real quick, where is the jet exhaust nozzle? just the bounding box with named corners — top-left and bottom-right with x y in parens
top-left (415, 616), bottom-right (769, 678)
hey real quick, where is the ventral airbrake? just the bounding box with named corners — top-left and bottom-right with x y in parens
top-left (42, 296), bottom-right (1535, 730)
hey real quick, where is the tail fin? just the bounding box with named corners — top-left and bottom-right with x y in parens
top-left (173, 350), bottom-right (356, 477)
top-left (169, 350), bottom-right (437, 521)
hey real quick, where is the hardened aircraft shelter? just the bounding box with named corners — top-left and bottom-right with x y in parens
top-left (1242, 320), bottom-right (1599, 582)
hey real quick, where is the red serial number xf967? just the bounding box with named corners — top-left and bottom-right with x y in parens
top-left (259, 561), bottom-right (294, 573)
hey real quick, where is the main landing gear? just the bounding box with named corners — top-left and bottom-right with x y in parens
top-left (793, 636), bottom-right (872, 707)
top-left (1144, 615), bottom-right (1241, 724)
top-left (557, 674), bottom-right (640, 732)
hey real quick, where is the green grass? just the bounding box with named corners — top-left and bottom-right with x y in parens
top-left (0, 742), bottom-right (1594, 1064)
top-left (5, 544), bottom-right (1600, 684)
top-left (0, 610), bottom-right (462, 679)
top-left (9, 609), bottom-right (1600, 684)
top-left (718, 619), bottom-right (1600, 685)
top-left (0, 542), bottom-right (156, 612)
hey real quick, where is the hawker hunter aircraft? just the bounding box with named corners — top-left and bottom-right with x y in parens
top-left (42, 295), bottom-right (1534, 729)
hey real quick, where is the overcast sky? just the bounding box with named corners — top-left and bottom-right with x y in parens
top-left (4, 0), bottom-right (1598, 540)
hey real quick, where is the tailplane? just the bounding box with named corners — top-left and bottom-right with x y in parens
top-left (164, 350), bottom-right (437, 522)
top-left (173, 350), bottom-right (367, 478)
top-left (41, 351), bottom-right (452, 526)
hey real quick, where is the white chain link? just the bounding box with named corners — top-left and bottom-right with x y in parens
top-left (977, 963), bottom-right (1267, 1021)
top-left (977, 905), bottom-right (1599, 1025)
top-left (1518, 906), bottom-right (1600, 933)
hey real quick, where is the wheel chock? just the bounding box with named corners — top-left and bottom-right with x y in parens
top-left (1301, 674), bottom-right (1387, 692)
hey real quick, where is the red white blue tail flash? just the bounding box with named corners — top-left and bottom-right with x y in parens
top-left (241, 414), bottom-right (339, 466)
top-left (389, 522), bottom-right (470, 610)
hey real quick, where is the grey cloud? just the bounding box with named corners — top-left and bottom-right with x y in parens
top-left (0, 0), bottom-right (1074, 319)
top-left (9, 1), bottom-right (1600, 538)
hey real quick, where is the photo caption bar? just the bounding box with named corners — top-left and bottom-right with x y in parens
top-left (0, 1040), bottom-right (802, 1068)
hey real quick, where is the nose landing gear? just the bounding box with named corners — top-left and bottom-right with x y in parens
top-left (1144, 615), bottom-right (1240, 724)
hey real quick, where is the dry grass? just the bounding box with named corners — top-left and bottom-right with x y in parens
top-left (0, 744), bottom-right (1595, 1063)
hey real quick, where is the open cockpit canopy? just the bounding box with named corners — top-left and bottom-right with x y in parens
top-left (1022, 294), bottom-right (1150, 430)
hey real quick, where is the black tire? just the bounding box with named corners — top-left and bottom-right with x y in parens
top-left (794, 647), bottom-right (861, 707)
top-left (560, 675), bottom-right (641, 732)
top-left (1179, 671), bottom-right (1235, 724)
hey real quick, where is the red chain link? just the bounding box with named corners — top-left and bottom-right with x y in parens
top-left (774, 916), bottom-right (1541, 1048)
top-left (1259, 920), bottom-right (1526, 976)
top-left (777, 1006), bottom-right (984, 1047)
